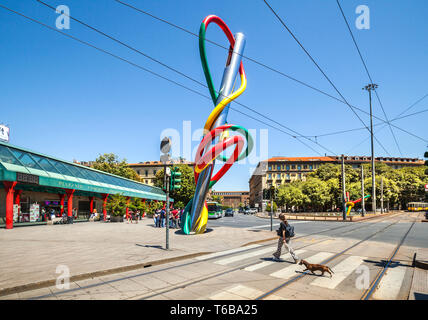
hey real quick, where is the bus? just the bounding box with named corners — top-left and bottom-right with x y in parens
top-left (207, 201), bottom-right (223, 219)
top-left (407, 202), bottom-right (428, 212)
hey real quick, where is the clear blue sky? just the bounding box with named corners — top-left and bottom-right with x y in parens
top-left (1, 0), bottom-right (427, 191)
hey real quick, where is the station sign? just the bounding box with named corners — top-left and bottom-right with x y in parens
top-left (16, 172), bottom-right (39, 185)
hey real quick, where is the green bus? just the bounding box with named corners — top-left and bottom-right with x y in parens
top-left (207, 201), bottom-right (223, 219)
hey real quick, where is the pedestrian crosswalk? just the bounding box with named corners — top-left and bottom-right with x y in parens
top-left (270, 251), bottom-right (334, 280)
top-left (203, 245), bottom-right (410, 300)
top-left (310, 255), bottom-right (367, 289)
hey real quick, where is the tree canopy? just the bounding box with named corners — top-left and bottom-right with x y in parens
top-left (276, 163), bottom-right (428, 212)
top-left (91, 153), bottom-right (141, 181)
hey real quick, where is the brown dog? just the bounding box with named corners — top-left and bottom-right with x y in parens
top-left (299, 259), bottom-right (334, 277)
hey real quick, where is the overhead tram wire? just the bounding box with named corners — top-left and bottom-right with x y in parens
top-left (0, 4), bottom-right (330, 157)
top-left (35, 0), bottom-right (336, 156)
top-left (299, 107), bottom-right (428, 139)
top-left (336, 0), bottom-right (402, 156)
top-left (113, 0), bottom-right (428, 146)
top-left (113, 0), bottom-right (427, 146)
top-left (262, 0), bottom-right (393, 157)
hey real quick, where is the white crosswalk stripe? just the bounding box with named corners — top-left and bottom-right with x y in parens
top-left (310, 255), bottom-right (367, 289)
top-left (244, 249), bottom-right (307, 272)
top-left (209, 284), bottom-right (265, 300)
top-left (215, 247), bottom-right (275, 265)
top-left (195, 244), bottom-right (261, 261)
top-left (270, 252), bottom-right (334, 280)
top-left (372, 265), bottom-right (407, 300)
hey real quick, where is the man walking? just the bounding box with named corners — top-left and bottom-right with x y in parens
top-left (273, 213), bottom-right (300, 263)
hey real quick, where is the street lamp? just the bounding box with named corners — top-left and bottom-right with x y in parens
top-left (363, 83), bottom-right (378, 213)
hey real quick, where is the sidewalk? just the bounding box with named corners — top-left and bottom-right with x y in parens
top-left (0, 218), bottom-right (274, 295)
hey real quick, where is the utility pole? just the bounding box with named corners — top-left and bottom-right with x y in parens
top-left (361, 165), bottom-right (365, 217)
top-left (341, 155), bottom-right (346, 221)
top-left (381, 176), bottom-right (384, 214)
top-left (270, 185), bottom-right (274, 231)
top-left (363, 83), bottom-right (378, 213)
top-left (160, 137), bottom-right (171, 250)
top-left (165, 166), bottom-right (170, 249)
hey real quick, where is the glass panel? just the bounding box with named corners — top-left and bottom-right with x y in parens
top-left (31, 155), bottom-right (60, 173)
top-left (83, 168), bottom-right (99, 181)
top-left (50, 159), bottom-right (74, 176)
top-left (10, 149), bottom-right (44, 170)
top-left (0, 145), bottom-right (21, 165)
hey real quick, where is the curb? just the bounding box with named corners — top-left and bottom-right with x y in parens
top-left (0, 251), bottom-right (210, 297)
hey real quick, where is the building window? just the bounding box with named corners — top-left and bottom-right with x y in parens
top-left (303, 165), bottom-right (307, 169)
top-left (286, 165), bottom-right (290, 170)
top-left (277, 165), bottom-right (281, 170)
top-left (153, 170), bottom-right (157, 175)
top-left (291, 165), bottom-right (296, 170)
top-left (277, 174), bottom-right (281, 178)
top-left (268, 166), bottom-right (272, 171)
top-left (298, 173), bottom-right (302, 179)
top-left (145, 170), bottom-right (148, 177)
top-left (297, 165), bottom-right (301, 170)
top-left (137, 170), bottom-right (140, 175)
top-left (268, 174), bottom-right (272, 179)
top-left (309, 165), bottom-right (313, 170)
top-left (286, 174), bottom-right (290, 179)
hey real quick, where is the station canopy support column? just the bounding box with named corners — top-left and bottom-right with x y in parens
top-left (4, 181), bottom-right (17, 229)
top-left (65, 189), bottom-right (75, 218)
top-left (89, 196), bottom-right (94, 214)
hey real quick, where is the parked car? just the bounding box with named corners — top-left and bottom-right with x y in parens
top-left (249, 208), bottom-right (258, 214)
top-left (225, 208), bottom-right (234, 217)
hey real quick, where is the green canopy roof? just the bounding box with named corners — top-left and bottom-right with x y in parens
top-left (0, 141), bottom-right (169, 201)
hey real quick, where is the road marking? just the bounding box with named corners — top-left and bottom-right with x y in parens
top-left (195, 244), bottom-right (261, 261)
top-left (244, 249), bottom-right (307, 272)
top-left (215, 247), bottom-right (275, 265)
top-left (208, 291), bottom-right (246, 300)
top-left (372, 265), bottom-right (407, 300)
top-left (270, 252), bottom-right (334, 280)
top-left (310, 255), bottom-right (367, 289)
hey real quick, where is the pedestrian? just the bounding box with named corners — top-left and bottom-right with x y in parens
top-left (127, 210), bottom-right (133, 224)
top-left (135, 210), bottom-right (140, 224)
top-left (171, 208), bottom-right (179, 228)
top-left (272, 213), bottom-right (299, 263)
top-left (160, 208), bottom-right (166, 228)
top-left (155, 210), bottom-right (161, 228)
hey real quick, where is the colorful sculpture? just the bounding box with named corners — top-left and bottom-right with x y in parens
top-left (181, 15), bottom-right (253, 234)
top-left (346, 194), bottom-right (371, 216)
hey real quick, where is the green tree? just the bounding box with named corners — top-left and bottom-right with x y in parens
top-left (211, 195), bottom-right (224, 204)
top-left (106, 194), bottom-right (127, 216)
top-left (265, 202), bottom-right (278, 212)
top-left (154, 164), bottom-right (196, 206)
top-left (91, 153), bottom-right (140, 181)
top-left (300, 178), bottom-right (330, 212)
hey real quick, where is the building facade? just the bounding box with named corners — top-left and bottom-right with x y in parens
top-left (249, 155), bottom-right (424, 210)
top-left (209, 190), bottom-right (250, 208)
top-left (128, 159), bottom-right (194, 186)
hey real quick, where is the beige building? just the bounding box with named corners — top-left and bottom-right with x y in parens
top-left (249, 155), bottom-right (424, 210)
top-left (209, 191), bottom-right (250, 208)
top-left (128, 159), bottom-right (194, 186)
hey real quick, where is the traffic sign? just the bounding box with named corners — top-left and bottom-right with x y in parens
top-left (160, 137), bottom-right (171, 154)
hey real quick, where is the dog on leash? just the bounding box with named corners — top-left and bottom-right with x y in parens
top-left (299, 259), bottom-right (334, 278)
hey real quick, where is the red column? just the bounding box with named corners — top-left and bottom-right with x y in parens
top-left (102, 194), bottom-right (109, 221)
top-left (162, 201), bottom-right (166, 210)
top-left (126, 197), bottom-right (130, 219)
top-left (142, 199), bottom-right (146, 218)
top-left (59, 194), bottom-right (65, 216)
top-left (4, 181), bottom-right (17, 229)
top-left (65, 189), bottom-right (75, 217)
top-left (89, 196), bottom-right (94, 214)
